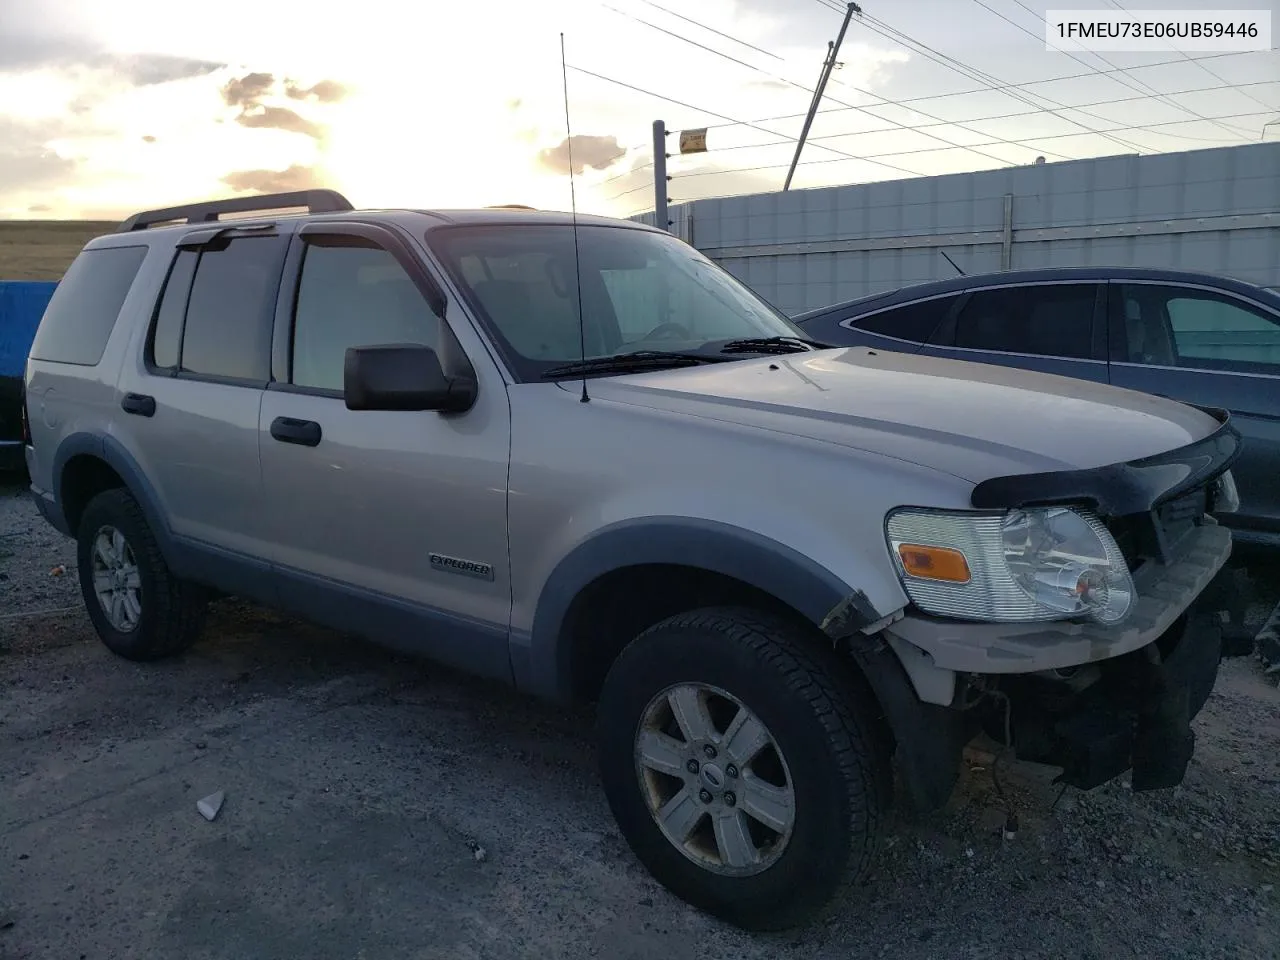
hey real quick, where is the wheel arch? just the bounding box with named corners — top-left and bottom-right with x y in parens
top-left (519, 517), bottom-right (887, 704)
top-left (53, 432), bottom-right (176, 562)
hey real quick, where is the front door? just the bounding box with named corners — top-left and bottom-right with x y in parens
top-left (1106, 281), bottom-right (1280, 542)
top-left (257, 222), bottom-right (514, 679)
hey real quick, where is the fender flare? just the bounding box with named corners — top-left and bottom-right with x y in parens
top-left (521, 517), bottom-right (884, 701)
top-left (52, 431), bottom-right (177, 561)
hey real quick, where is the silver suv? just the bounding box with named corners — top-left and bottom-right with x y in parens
top-left (22, 190), bottom-right (1241, 930)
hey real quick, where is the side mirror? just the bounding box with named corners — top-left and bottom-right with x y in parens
top-left (344, 343), bottom-right (477, 413)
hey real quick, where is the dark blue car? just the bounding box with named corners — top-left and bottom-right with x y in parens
top-left (795, 267), bottom-right (1280, 555)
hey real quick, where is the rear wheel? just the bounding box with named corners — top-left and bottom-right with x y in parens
top-left (76, 488), bottom-right (207, 660)
top-left (596, 606), bottom-right (889, 931)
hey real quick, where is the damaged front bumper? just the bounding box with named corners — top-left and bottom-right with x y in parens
top-left (1007, 607), bottom-right (1222, 791)
top-left (879, 523), bottom-right (1231, 799)
top-left (853, 410), bottom-right (1241, 812)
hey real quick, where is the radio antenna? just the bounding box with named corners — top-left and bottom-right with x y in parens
top-left (560, 32), bottom-right (590, 403)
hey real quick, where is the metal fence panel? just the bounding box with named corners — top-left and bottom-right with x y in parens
top-left (634, 142), bottom-right (1280, 317)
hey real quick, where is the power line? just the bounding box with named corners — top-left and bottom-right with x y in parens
top-left (1000, 0), bottom-right (1253, 140)
top-left (630, 0), bottom-right (785, 62)
top-left (598, 75), bottom-right (1274, 197)
top-left (609, 101), bottom-right (1275, 202)
top-left (671, 106), bottom-right (1276, 183)
top-left (597, 1), bottom-right (1045, 168)
top-left (812, 0), bottom-right (1179, 155)
top-left (700, 86), bottom-right (1277, 158)
top-left (605, 180), bottom-right (654, 202)
top-left (1104, 0), bottom-right (1279, 118)
top-left (566, 63), bottom-right (928, 178)
top-left (818, 1), bottom-right (1154, 155)
top-left (597, 159), bottom-right (653, 187)
top-left (602, 70), bottom-right (1272, 196)
top-left (699, 50), bottom-right (1257, 130)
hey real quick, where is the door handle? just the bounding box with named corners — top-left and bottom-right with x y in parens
top-left (121, 393), bottom-right (156, 417)
top-left (270, 416), bottom-right (322, 447)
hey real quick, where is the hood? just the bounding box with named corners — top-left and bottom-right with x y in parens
top-left (585, 347), bottom-right (1222, 483)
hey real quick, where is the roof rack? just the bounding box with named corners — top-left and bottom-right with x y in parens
top-left (116, 189), bottom-right (355, 233)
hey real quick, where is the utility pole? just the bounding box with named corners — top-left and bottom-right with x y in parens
top-left (652, 119), bottom-right (670, 232)
top-left (784, 2), bottom-right (859, 191)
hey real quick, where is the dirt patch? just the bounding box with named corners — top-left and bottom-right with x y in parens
top-left (1, 478), bottom-right (1277, 960)
top-left (0, 221), bottom-right (117, 281)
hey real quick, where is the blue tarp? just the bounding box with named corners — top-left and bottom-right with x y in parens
top-left (0, 281), bottom-right (58, 378)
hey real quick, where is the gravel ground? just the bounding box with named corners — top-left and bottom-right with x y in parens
top-left (2, 475), bottom-right (1278, 960)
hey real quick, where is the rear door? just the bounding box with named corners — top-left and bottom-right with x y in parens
top-left (115, 225), bottom-right (289, 565)
top-left (921, 281), bottom-right (1109, 383)
top-left (1106, 281), bottom-right (1280, 540)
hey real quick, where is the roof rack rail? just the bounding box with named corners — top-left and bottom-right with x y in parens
top-left (487, 204), bottom-right (537, 210)
top-left (116, 189), bottom-right (354, 233)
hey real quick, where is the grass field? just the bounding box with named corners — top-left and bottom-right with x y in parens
top-left (0, 221), bottom-right (118, 281)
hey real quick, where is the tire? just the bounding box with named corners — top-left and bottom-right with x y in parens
top-left (76, 488), bottom-right (207, 661)
top-left (596, 606), bottom-right (889, 931)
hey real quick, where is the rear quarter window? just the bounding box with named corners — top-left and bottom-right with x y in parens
top-left (28, 245), bottom-right (148, 366)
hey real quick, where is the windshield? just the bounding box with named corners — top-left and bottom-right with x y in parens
top-left (427, 223), bottom-right (806, 380)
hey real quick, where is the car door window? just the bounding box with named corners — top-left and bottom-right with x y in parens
top-left (291, 240), bottom-right (440, 392)
top-left (1117, 285), bottom-right (1280, 374)
top-left (848, 295), bottom-right (961, 345)
top-left (952, 284), bottom-right (1096, 360)
top-left (146, 236), bottom-right (284, 382)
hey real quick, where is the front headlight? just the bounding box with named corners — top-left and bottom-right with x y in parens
top-left (885, 505), bottom-right (1134, 625)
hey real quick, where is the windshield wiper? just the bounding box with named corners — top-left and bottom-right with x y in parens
top-left (540, 351), bottom-right (722, 379)
top-left (718, 335), bottom-right (832, 355)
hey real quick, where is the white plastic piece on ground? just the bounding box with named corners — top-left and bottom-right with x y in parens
top-left (197, 791), bottom-right (225, 822)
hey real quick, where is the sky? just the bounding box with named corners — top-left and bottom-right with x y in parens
top-left (0, 0), bottom-right (1276, 220)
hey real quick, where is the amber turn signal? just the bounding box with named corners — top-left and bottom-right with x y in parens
top-left (896, 543), bottom-right (972, 583)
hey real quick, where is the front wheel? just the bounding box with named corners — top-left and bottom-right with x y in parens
top-left (596, 607), bottom-right (889, 931)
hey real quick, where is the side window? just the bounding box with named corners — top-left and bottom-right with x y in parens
top-left (178, 237), bottom-right (284, 381)
top-left (148, 250), bottom-right (197, 369)
top-left (953, 284), bottom-right (1096, 360)
top-left (1118, 284), bottom-right (1280, 372)
top-left (849, 295), bottom-right (960, 344)
top-left (1169, 292), bottom-right (1280, 370)
top-left (28, 245), bottom-right (148, 366)
top-left (291, 241), bottom-right (440, 392)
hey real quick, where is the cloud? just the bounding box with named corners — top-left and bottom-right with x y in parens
top-left (105, 54), bottom-right (225, 86)
top-left (221, 71), bottom-right (275, 108)
top-left (285, 79), bottom-right (347, 103)
top-left (538, 134), bottom-right (627, 175)
top-left (236, 105), bottom-right (324, 139)
top-left (141, 135), bottom-right (156, 143)
top-left (221, 164), bottom-right (325, 194)
top-left (0, 36), bottom-right (223, 86)
top-left (27, 203), bottom-right (52, 213)
top-left (0, 117), bottom-right (77, 195)
top-left (220, 72), bottom-right (344, 140)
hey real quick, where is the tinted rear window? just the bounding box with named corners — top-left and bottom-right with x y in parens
top-left (850, 295), bottom-right (960, 343)
top-left (28, 245), bottom-right (148, 366)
